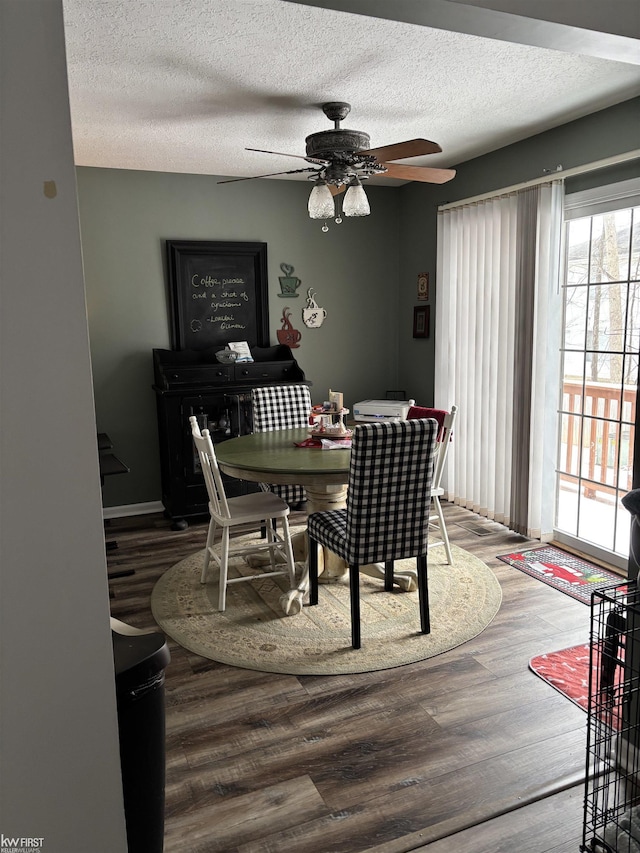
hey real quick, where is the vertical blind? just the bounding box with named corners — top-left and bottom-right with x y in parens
top-left (435, 181), bottom-right (563, 538)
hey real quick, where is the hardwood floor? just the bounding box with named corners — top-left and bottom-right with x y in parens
top-left (106, 504), bottom-right (602, 853)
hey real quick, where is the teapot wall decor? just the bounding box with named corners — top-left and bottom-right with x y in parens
top-left (276, 307), bottom-right (302, 348)
top-left (278, 263), bottom-right (302, 298)
top-left (302, 288), bottom-right (327, 329)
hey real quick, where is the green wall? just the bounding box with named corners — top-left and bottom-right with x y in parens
top-left (398, 97), bottom-right (640, 405)
top-left (77, 97), bottom-right (638, 510)
top-left (77, 168), bottom-right (400, 507)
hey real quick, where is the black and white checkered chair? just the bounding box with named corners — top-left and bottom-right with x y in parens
top-left (251, 384), bottom-right (312, 507)
top-left (308, 419), bottom-right (439, 649)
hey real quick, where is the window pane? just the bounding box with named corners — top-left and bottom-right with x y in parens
top-left (556, 474), bottom-right (578, 535)
top-left (566, 218), bottom-right (591, 285)
top-left (589, 216), bottom-right (604, 282)
top-left (585, 350), bottom-right (626, 385)
top-left (578, 494), bottom-right (614, 551)
top-left (618, 422), bottom-right (634, 492)
top-left (563, 350), bottom-right (586, 383)
top-left (583, 355), bottom-right (622, 418)
top-left (561, 366), bottom-right (585, 417)
top-left (601, 420), bottom-right (620, 488)
top-left (587, 283), bottom-right (627, 357)
top-left (627, 281), bottom-right (640, 357)
top-left (563, 285), bottom-right (587, 349)
top-left (589, 211), bottom-right (631, 284)
top-left (621, 390), bottom-right (636, 425)
top-left (624, 352), bottom-right (638, 388)
top-left (558, 412), bottom-right (582, 476)
top-left (581, 416), bottom-right (608, 488)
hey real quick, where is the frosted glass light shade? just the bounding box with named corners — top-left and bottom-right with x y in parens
top-left (308, 181), bottom-right (335, 219)
top-left (343, 178), bottom-right (370, 217)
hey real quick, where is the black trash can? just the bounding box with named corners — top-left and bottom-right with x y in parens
top-left (112, 618), bottom-right (171, 853)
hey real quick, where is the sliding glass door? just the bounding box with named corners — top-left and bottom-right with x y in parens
top-left (555, 199), bottom-right (639, 567)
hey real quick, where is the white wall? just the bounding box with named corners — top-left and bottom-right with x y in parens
top-left (0, 1), bottom-right (127, 849)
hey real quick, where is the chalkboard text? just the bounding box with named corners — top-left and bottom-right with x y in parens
top-left (191, 275), bottom-right (249, 288)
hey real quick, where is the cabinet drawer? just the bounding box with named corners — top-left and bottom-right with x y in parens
top-left (234, 361), bottom-right (297, 382)
top-left (163, 365), bottom-right (233, 385)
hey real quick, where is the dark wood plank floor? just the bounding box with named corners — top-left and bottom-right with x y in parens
top-left (106, 503), bottom-right (607, 853)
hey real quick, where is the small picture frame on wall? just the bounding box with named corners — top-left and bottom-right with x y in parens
top-left (417, 272), bottom-right (429, 301)
top-left (413, 305), bottom-right (430, 339)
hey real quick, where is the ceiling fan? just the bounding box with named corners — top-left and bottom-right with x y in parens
top-left (218, 102), bottom-right (456, 223)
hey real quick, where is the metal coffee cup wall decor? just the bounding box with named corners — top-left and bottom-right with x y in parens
top-left (276, 307), bottom-right (302, 348)
top-left (278, 263), bottom-right (302, 297)
top-left (302, 288), bottom-right (327, 329)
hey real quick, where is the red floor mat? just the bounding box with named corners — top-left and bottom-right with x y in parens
top-left (497, 545), bottom-right (623, 603)
top-left (530, 643), bottom-right (624, 728)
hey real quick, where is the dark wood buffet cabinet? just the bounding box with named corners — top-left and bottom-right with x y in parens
top-left (153, 345), bottom-right (308, 529)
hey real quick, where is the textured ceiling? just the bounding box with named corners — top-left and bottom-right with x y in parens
top-left (61, 0), bottom-right (640, 185)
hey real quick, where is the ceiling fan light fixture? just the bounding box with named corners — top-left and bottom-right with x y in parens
top-left (227, 103), bottom-right (455, 223)
top-left (308, 179), bottom-right (335, 219)
top-left (343, 177), bottom-right (370, 217)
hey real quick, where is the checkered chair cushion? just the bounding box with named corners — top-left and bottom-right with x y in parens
top-left (308, 419), bottom-right (438, 565)
top-left (251, 385), bottom-right (311, 506)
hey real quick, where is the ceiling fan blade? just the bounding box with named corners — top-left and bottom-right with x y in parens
top-left (360, 139), bottom-right (442, 162)
top-left (218, 167), bottom-right (318, 184)
top-left (329, 184), bottom-right (346, 196)
top-left (246, 147), bottom-right (328, 165)
top-left (381, 163), bottom-right (456, 184)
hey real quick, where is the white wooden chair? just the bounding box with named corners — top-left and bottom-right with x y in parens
top-left (408, 404), bottom-right (458, 565)
top-left (190, 416), bottom-right (296, 611)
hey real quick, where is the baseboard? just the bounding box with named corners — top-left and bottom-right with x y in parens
top-left (103, 501), bottom-right (164, 520)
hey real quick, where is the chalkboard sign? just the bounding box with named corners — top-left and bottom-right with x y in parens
top-left (165, 240), bottom-right (269, 350)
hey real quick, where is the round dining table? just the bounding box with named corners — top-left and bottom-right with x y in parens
top-left (215, 427), bottom-right (351, 514)
top-left (215, 427), bottom-right (418, 615)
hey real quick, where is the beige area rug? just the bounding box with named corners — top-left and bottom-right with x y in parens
top-left (151, 528), bottom-right (502, 675)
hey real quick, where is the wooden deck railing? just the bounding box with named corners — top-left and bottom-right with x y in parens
top-left (560, 380), bottom-right (636, 498)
